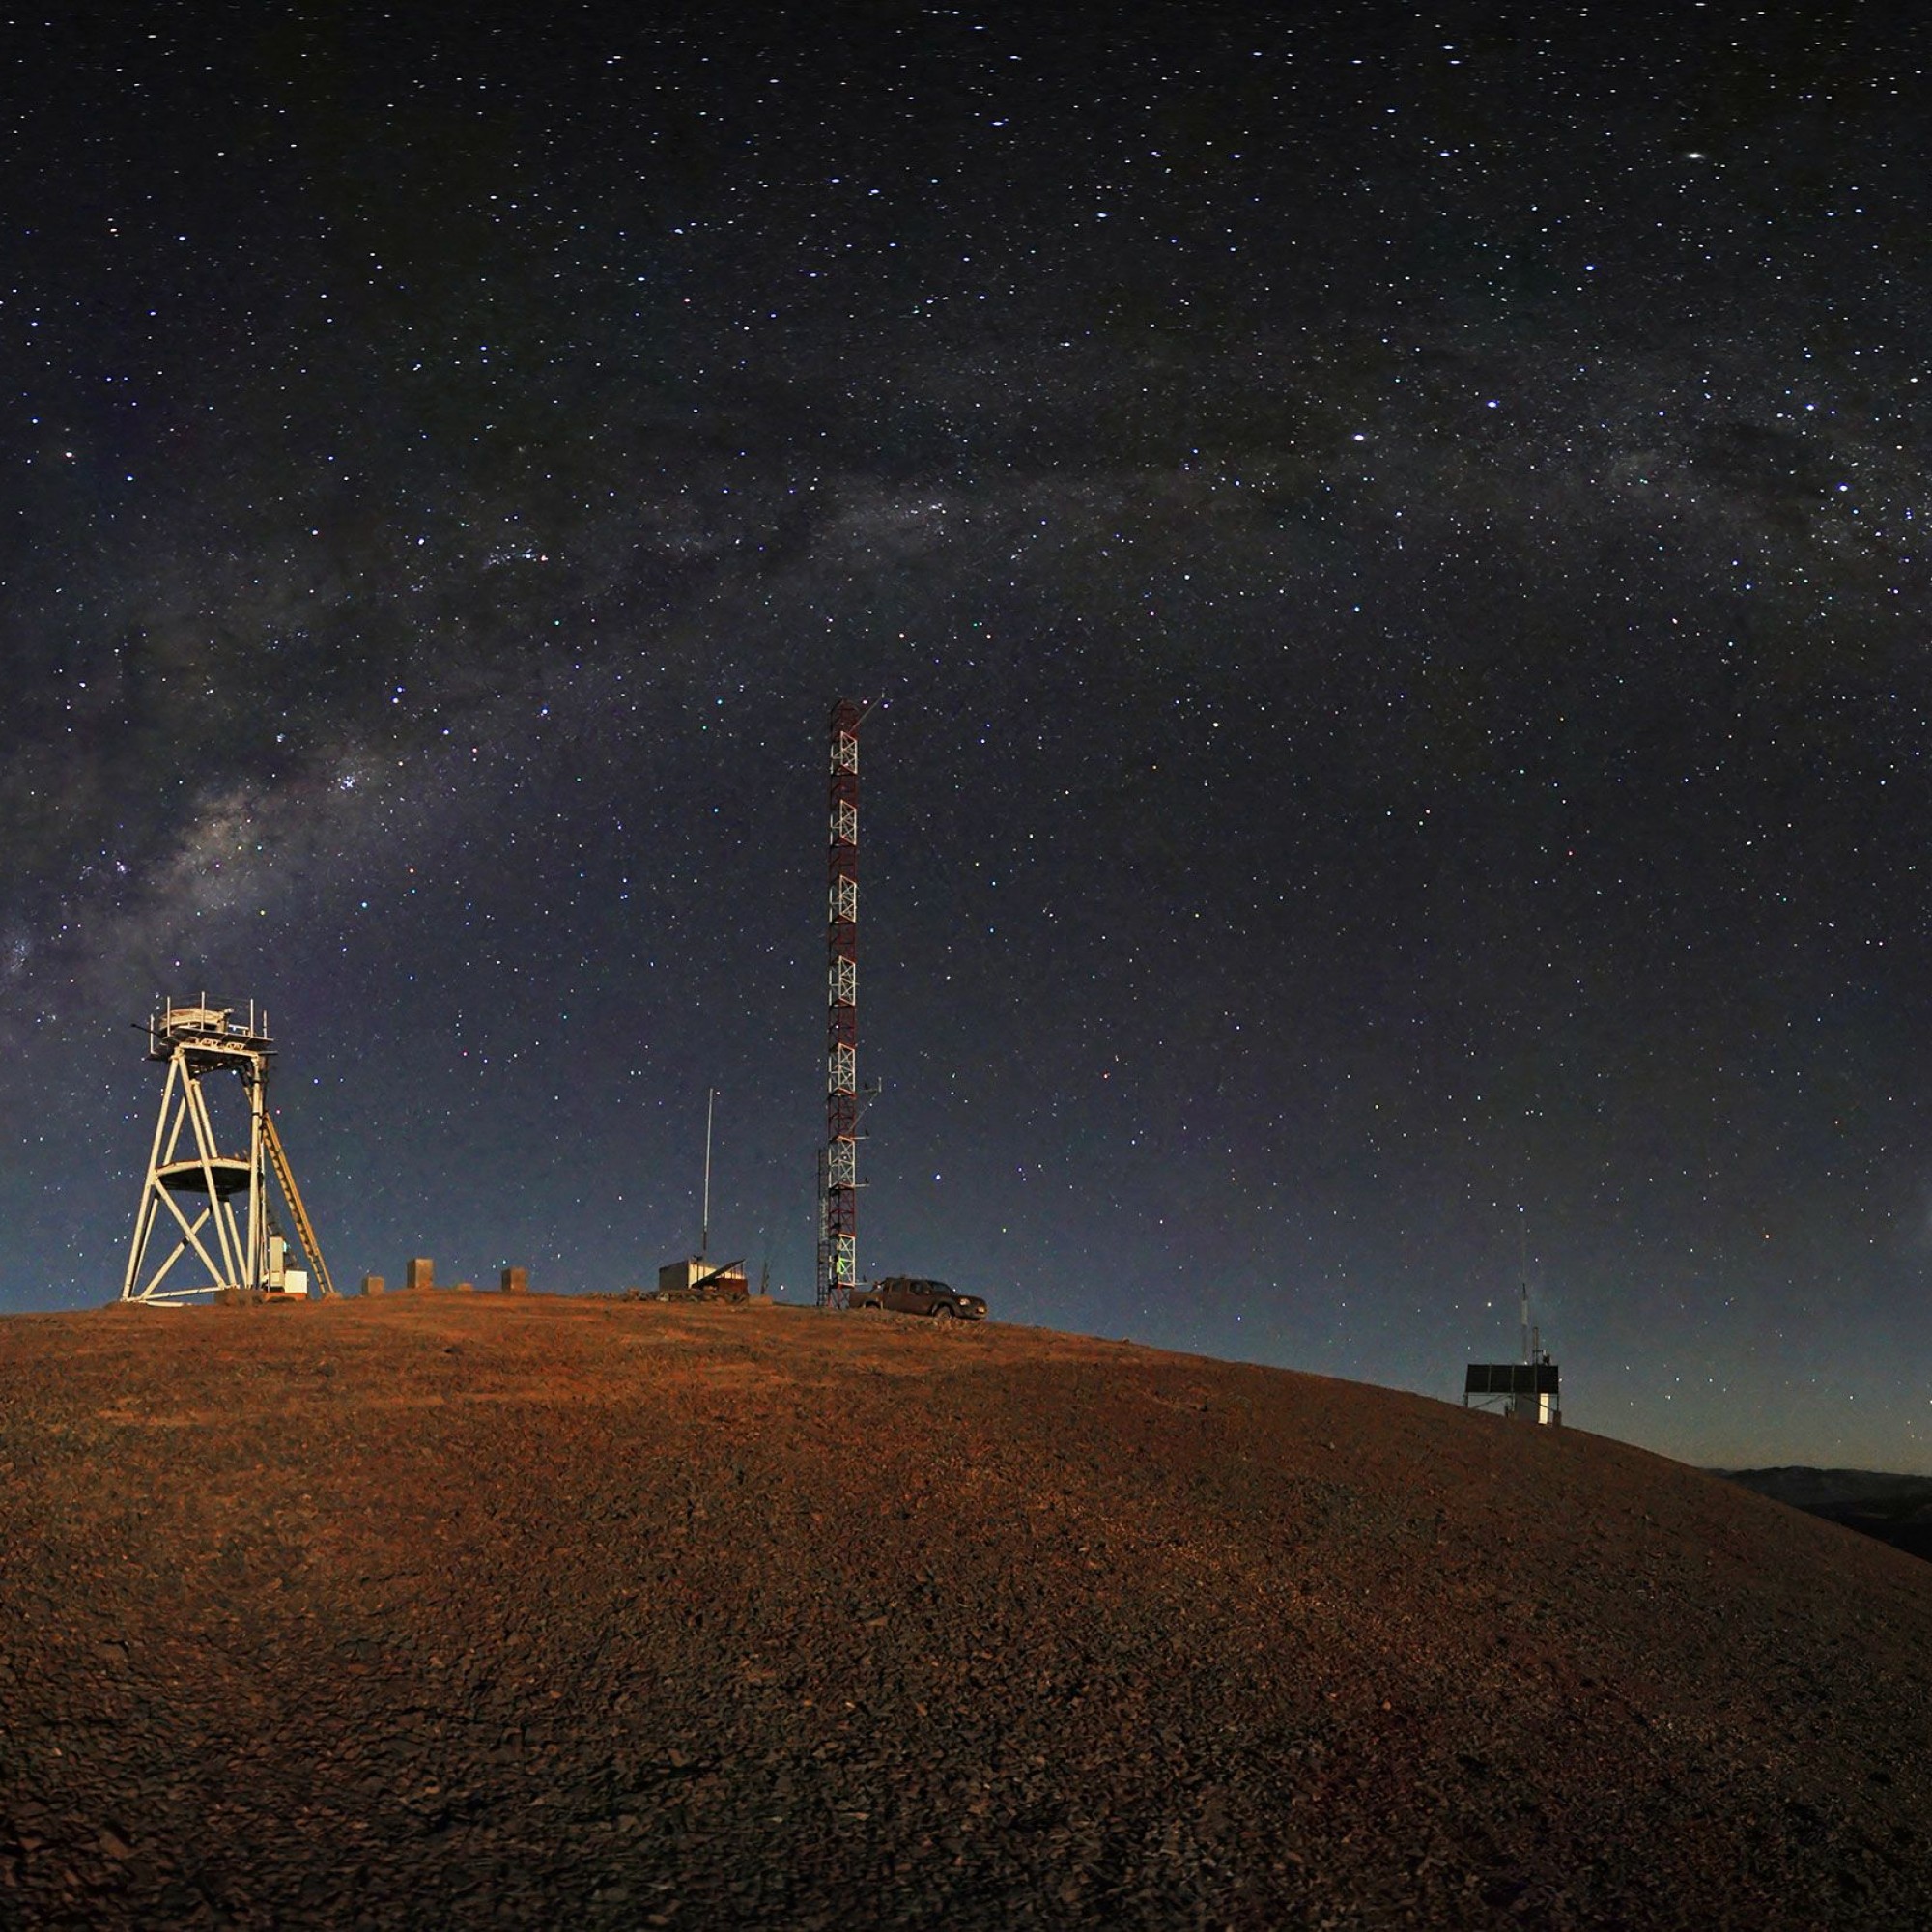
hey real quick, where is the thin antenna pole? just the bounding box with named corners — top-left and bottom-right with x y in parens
top-left (700, 1087), bottom-right (716, 1263)
top-left (1518, 1210), bottom-right (1532, 1366)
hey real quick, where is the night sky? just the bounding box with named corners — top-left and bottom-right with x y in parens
top-left (4, 2), bottom-right (1928, 1470)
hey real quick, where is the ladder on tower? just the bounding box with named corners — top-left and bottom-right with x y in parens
top-left (262, 1110), bottom-right (338, 1299)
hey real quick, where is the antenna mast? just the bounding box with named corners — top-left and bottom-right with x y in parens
top-left (700, 1087), bottom-right (716, 1264)
top-left (817, 698), bottom-right (865, 1308)
top-left (1518, 1214), bottom-right (1532, 1366)
top-left (1464, 1209), bottom-right (1561, 1425)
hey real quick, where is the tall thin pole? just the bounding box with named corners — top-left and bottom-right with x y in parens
top-left (700, 1087), bottom-right (716, 1263)
top-left (1518, 1212), bottom-right (1532, 1366)
top-left (818, 698), bottom-right (865, 1308)
top-left (246, 1056), bottom-right (266, 1293)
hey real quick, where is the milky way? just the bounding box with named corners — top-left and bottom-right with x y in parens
top-left (4, 2), bottom-right (1928, 1466)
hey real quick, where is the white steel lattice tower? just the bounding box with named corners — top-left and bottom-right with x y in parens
top-left (816, 698), bottom-right (864, 1307)
top-left (122, 997), bottom-right (336, 1302)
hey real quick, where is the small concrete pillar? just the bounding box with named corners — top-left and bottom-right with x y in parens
top-left (361, 1274), bottom-right (385, 1297)
top-left (405, 1257), bottom-right (434, 1293)
top-left (500, 1266), bottom-right (528, 1295)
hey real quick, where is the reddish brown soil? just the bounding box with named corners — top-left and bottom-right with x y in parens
top-left (3, 1295), bottom-right (1930, 1928)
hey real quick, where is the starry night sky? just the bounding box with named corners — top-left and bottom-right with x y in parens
top-left (4, 2), bottom-right (1928, 1469)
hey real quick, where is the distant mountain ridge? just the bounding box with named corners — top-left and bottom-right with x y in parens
top-left (1719, 1466), bottom-right (1932, 1562)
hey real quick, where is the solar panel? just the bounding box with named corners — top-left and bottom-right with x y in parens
top-left (1465, 1363), bottom-right (1560, 1396)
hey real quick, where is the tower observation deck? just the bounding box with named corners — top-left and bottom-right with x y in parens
top-left (122, 996), bottom-right (335, 1303)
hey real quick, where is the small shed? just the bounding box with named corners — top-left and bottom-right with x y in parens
top-left (1464, 1361), bottom-right (1560, 1426)
top-left (657, 1257), bottom-right (749, 1301)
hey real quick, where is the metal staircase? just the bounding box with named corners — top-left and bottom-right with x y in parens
top-left (263, 1109), bottom-right (337, 1300)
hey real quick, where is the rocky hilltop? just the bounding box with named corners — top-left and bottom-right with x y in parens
top-left (3, 1295), bottom-right (1930, 1928)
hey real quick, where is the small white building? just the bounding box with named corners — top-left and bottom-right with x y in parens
top-left (657, 1257), bottom-right (749, 1300)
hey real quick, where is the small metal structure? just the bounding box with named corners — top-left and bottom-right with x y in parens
top-left (816, 698), bottom-right (867, 1308)
top-left (1464, 1360), bottom-right (1561, 1424)
top-left (658, 1257), bottom-right (749, 1302)
top-left (121, 996), bottom-right (335, 1303)
top-left (1464, 1221), bottom-right (1560, 1423)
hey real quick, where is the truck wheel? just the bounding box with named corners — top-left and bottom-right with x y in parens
top-left (932, 1303), bottom-right (955, 1319)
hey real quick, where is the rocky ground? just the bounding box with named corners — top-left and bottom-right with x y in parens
top-left (3, 1294), bottom-right (1931, 1928)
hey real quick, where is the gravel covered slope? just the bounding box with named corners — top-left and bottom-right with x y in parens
top-left (3, 1295), bottom-right (1930, 1928)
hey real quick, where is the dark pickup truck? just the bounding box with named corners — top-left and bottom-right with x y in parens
top-left (851, 1276), bottom-right (987, 1321)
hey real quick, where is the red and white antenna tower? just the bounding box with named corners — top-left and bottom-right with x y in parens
top-left (816, 698), bottom-right (865, 1307)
